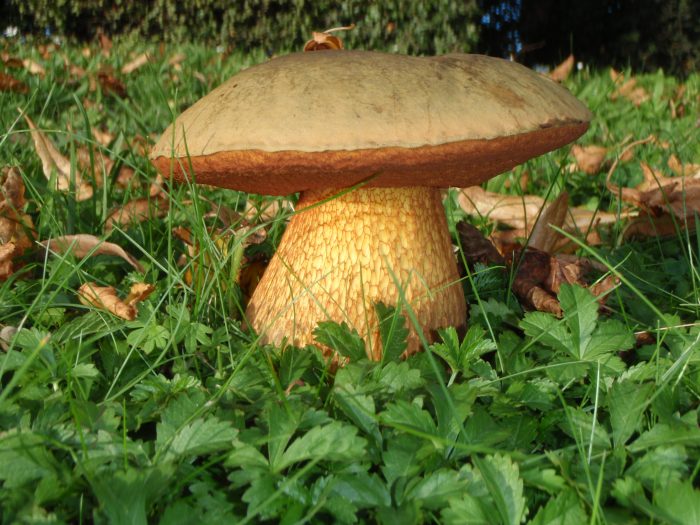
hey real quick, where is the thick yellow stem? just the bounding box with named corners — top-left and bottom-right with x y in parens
top-left (246, 187), bottom-right (466, 359)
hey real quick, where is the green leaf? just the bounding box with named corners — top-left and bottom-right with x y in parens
top-left (655, 481), bottom-right (700, 525)
top-left (381, 399), bottom-right (437, 438)
top-left (472, 454), bottom-right (527, 525)
top-left (627, 445), bottom-right (688, 490)
top-left (529, 489), bottom-right (587, 525)
top-left (274, 421), bottom-right (366, 473)
top-left (333, 384), bottom-right (381, 446)
top-left (441, 496), bottom-right (494, 525)
top-left (376, 302), bottom-right (409, 363)
top-left (313, 321), bottom-right (367, 361)
top-left (608, 381), bottom-right (653, 447)
top-left (332, 471), bottom-right (391, 508)
top-left (630, 421), bottom-right (700, 452)
top-left (157, 416), bottom-right (237, 461)
top-left (91, 466), bottom-right (173, 525)
top-left (558, 283), bottom-right (598, 359)
top-left (432, 325), bottom-right (496, 379)
top-left (278, 346), bottom-right (313, 388)
top-left (406, 469), bottom-right (466, 509)
top-left (0, 432), bottom-right (55, 488)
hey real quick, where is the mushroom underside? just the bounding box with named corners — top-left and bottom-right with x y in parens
top-left (245, 186), bottom-right (467, 359)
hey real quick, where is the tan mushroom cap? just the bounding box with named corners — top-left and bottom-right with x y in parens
top-left (151, 51), bottom-right (591, 195)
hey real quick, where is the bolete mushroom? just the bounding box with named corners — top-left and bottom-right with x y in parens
top-left (151, 51), bottom-right (591, 359)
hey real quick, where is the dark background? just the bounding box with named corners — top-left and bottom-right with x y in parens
top-left (2, 0), bottom-right (698, 75)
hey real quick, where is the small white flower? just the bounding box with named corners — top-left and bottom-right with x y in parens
top-left (216, 45), bottom-right (225, 53)
top-left (577, 61), bottom-right (584, 71)
top-left (3, 26), bottom-right (19, 38)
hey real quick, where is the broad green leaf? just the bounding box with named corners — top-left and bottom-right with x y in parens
top-left (266, 402), bottom-right (301, 469)
top-left (332, 471), bottom-right (391, 508)
top-left (608, 381), bottom-right (653, 447)
top-left (585, 320), bottom-right (634, 360)
top-left (441, 495), bottom-right (495, 525)
top-left (529, 489), bottom-right (587, 525)
top-left (473, 454), bottom-right (527, 525)
top-left (520, 312), bottom-right (570, 355)
top-left (157, 416), bottom-right (237, 460)
top-left (278, 346), bottom-right (313, 388)
top-left (0, 432), bottom-right (55, 488)
top-left (333, 384), bottom-right (381, 446)
top-left (406, 469), bottom-right (466, 509)
top-left (91, 466), bottom-right (173, 525)
top-left (655, 481), bottom-right (700, 525)
top-left (381, 399), bottom-right (437, 437)
top-left (558, 283), bottom-right (598, 359)
top-left (627, 445), bottom-right (688, 490)
top-left (377, 361), bottom-right (423, 393)
top-left (630, 421), bottom-right (700, 452)
top-left (275, 421), bottom-right (366, 472)
top-left (313, 321), bottom-right (367, 361)
top-left (375, 302), bottom-right (409, 363)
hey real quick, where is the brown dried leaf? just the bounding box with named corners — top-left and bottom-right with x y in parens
top-left (98, 31), bottom-right (112, 57)
top-left (41, 234), bottom-right (144, 272)
top-left (168, 53), bottom-right (186, 66)
top-left (1, 53), bottom-right (24, 68)
top-left (458, 186), bottom-right (620, 236)
top-left (0, 167), bottom-right (36, 279)
top-left (456, 221), bottom-right (504, 267)
top-left (78, 282), bottom-right (153, 320)
top-left (304, 24), bottom-right (355, 51)
top-left (22, 58), bottom-right (45, 77)
top-left (97, 69), bottom-right (127, 98)
top-left (571, 144), bottom-right (608, 174)
top-left (668, 154), bottom-right (700, 178)
top-left (91, 127), bottom-right (115, 146)
top-left (121, 53), bottom-right (151, 75)
top-left (105, 196), bottom-right (168, 234)
top-left (528, 192), bottom-right (569, 253)
top-left (0, 72), bottom-right (28, 93)
top-left (549, 54), bottom-right (574, 82)
top-left (0, 325), bottom-right (18, 352)
top-left (22, 111), bottom-right (94, 201)
top-left (0, 243), bottom-right (18, 280)
top-left (610, 69), bottom-right (649, 106)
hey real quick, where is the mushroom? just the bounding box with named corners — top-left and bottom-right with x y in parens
top-left (151, 51), bottom-right (591, 359)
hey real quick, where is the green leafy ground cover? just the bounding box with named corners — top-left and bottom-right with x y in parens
top-left (1, 37), bottom-right (700, 524)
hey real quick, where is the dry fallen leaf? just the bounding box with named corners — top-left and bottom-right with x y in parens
top-left (243, 198), bottom-right (292, 224)
top-left (610, 68), bottom-right (649, 106)
top-left (121, 52), bottom-right (151, 75)
top-left (668, 154), bottom-right (700, 178)
top-left (21, 111), bottom-right (94, 201)
top-left (97, 68), bottom-right (127, 98)
top-left (608, 160), bottom-right (700, 220)
top-left (0, 72), bottom-right (28, 93)
top-left (1, 52), bottom-right (24, 68)
top-left (527, 191), bottom-right (569, 253)
top-left (98, 31), bottom-right (112, 57)
top-left (0, 325), bottom-right (18, 351)
top-left (91, 127), bottom-right (115, 146)
top-left (549, 54), bottom-right (574, 82)
top-left (304, 24), bottom-right (355, 51)
top-left (105, 196), bottom-right (169, 234)
top-left (458, 186), bottom-right (620, 236)
top-left (168, 53), bottom-right (186, 66)
top-left (78, 282), bottom-right (154, 320)
top-left (22, 58), bottom-right (45, 77)
top-left (41, 234), bottom-right (144, 272)
top-left (1, 167), bottom-right (35, 279)
top-left (571, 144), bottom-right (608, 175)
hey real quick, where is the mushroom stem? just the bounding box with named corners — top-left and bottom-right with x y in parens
top-left (246, 186), bottom-right (466, 359)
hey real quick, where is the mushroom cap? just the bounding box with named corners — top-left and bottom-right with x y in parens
top-left (151, 51), bottom-right (591, 195)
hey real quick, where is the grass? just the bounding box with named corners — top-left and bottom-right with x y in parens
top-left (1, 34), bottom-right (700, 524)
